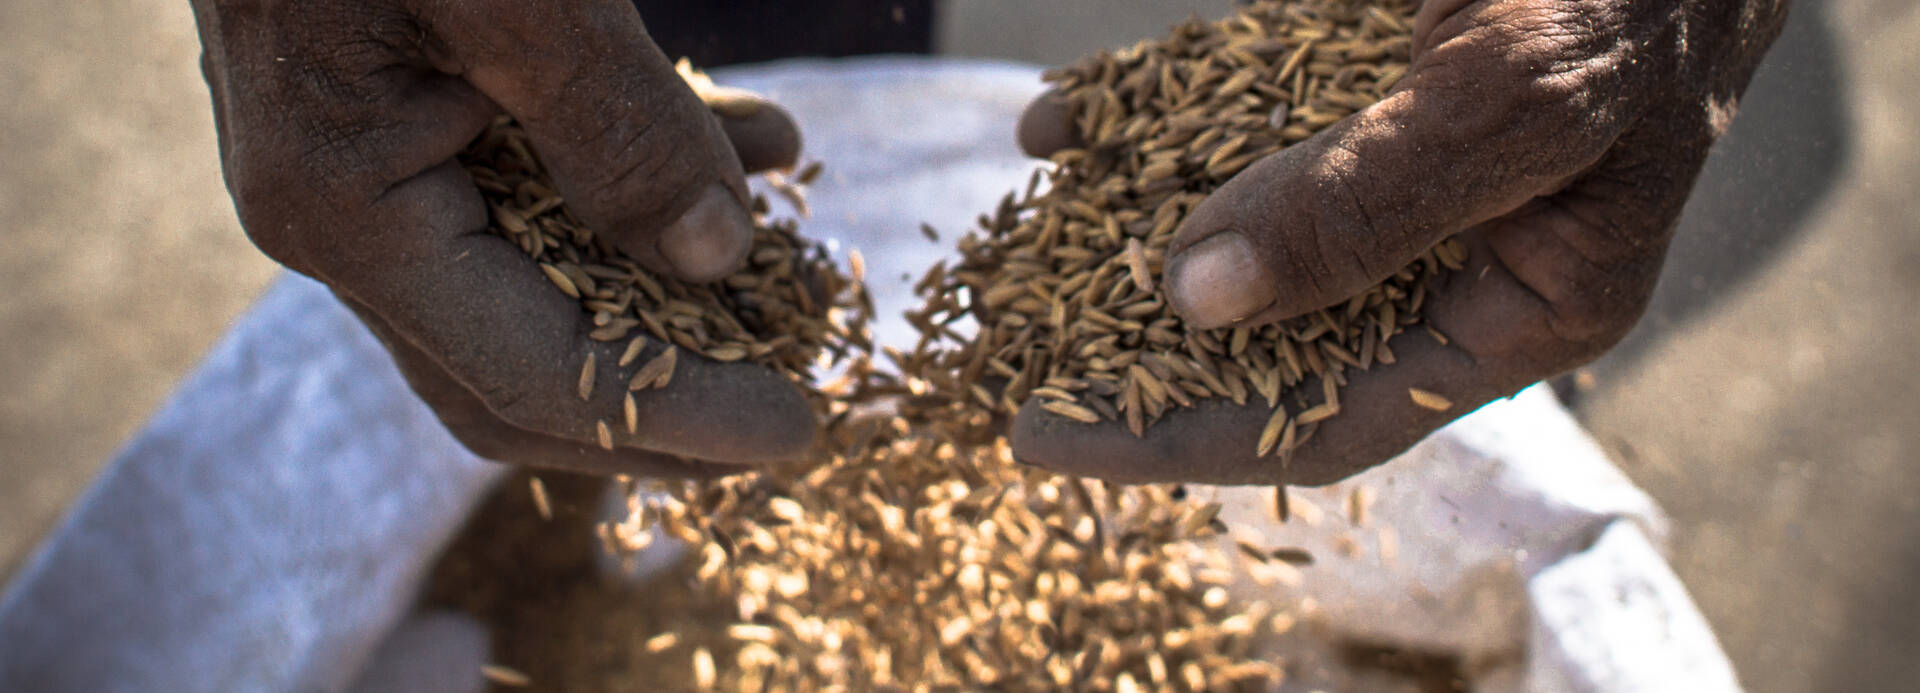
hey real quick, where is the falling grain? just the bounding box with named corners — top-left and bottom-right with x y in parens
top-left (1347, 486), bottom-right (1371, 527)
top-left (528, 477), bottom-right (552, 521)
top-left (644, 632), bottom-right (681, 653)
top-left (693, 647), bottom-right (716, 690)
top-left (795, 161), bottom-right (824, 186)
top-left (1270, 547), bottom-right (1315, 566)
top-left (480, 664), bottom-right (531, 687)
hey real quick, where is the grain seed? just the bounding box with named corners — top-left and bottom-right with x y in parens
top-left (618, 336), bottom-right (648, 367)
top-left (577, 351), bottom-right (596, 401)
top-left (1255, 404), bottom-right (1289, 457)
top-left (1042, 400), bottom-right (1103, 424)
top-left (1409, 387), bottom-right (1452, 411)
top-left (644, 632), bottom-right (681, 653)
top-left (630, 347), bottom-right (678, 391)
top-left (480, 664), bottom-right (531, 687)
top-left (796, 161), bottom-right (824, 185)
top-left (1125, 237), bottom-right (1154, 293)
top-left (693, 647), bottom-right (716, 689)
top-left (539, 263), bottom-right (580, 298)
top-left (529, 477), bottom-right (552, 521)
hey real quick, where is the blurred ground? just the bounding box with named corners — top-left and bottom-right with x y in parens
top-left (0, 0), bottom-right (281, 579)
top-left (0, 1), bottom-right (1912, 691)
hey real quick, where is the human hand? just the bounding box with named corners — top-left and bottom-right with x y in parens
top-left (1010, 0), bottom-right (1787, 485)
top-left (191, 0), bottom-right (813, 476)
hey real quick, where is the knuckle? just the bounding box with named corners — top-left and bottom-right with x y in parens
top-left (1304, 184), bottom-right (1384, 294)
top-left (1422, 7), bottom-right (1627, 176)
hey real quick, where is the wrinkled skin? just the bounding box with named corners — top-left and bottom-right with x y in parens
top-left (1013, 0), bottom-right (1790, 485)
top-left (191, 0), bottom-right (812, 476)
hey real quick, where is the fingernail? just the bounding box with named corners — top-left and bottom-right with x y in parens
top-left (1166, 232), bottom-right (1277, 329)
top-left (657, 183), bottom-right (753, 282)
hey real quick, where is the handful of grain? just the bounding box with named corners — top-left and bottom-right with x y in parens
top-left (460, 117), bottom-right (863, 392)
top-left (907, 0), bottom-right (1463, 464)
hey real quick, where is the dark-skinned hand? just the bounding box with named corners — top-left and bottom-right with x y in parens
top-left (1011, 0), bottom-right (1788, 486)
top-left (191, 0), bottom-right (812, 477)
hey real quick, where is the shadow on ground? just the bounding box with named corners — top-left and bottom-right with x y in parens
top-left (1560, 0), bottom-right (1850, 393)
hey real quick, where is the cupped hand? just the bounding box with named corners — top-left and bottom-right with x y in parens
top-left (192, 0), bottom-right (812, 476)
top-left (1011, 0), bottom-right (1787, 485)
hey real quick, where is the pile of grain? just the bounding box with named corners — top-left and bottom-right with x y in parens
top-left (455, 1), bottom-right (1446, 690)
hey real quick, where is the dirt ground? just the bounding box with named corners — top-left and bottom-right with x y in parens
top-left (2, 1), bottom-right (1915, 691)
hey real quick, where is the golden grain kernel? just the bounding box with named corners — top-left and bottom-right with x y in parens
top-left (480, 664), bottom-right (531, 687)
top-left (1041, 400), bottom-right (1103, 424)
top-left (629, 347), bottom-right (677, 391)
top-left (577, 351), bottom-right (596, 402)
top-left (528, 477), bottom-right (552, 521)
top-left (1409, 387), bottom-right (1453, 411)
top-left (618, 336), bottom-right (648, 367)
top-left (1256, 403), bottom-right (1289, 457)
top-left (539, 263), bottom-right (580, 298)
top-left (644, 632), bottom-right (681, 653)
top-left (692, 648), bottom-right (716, 689)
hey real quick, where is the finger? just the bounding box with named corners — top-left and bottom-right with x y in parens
top-left (1010, 235), bottom-right (1622, 485)
top-left (1010, 335), bottom-right (1490, 486)
top-left (698, 85), bottom-right (803, 174)
top-left (1015, 89), bottom-right (1082, 159)
top-left (1161, 4), bottom-right (1656, 329)
top-left (415, 0), bottom-right (756, 282)
top-left (1012, 118), bottom-right (1700, 485)
top-left (342, 294), bottom-right (748, 479)
top-left (1410, 0), bottom-right (1477, 56)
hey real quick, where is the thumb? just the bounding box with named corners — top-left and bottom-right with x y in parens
top-left (1161, 23), bottom-right (1634, 329)
top-left (418, 0), bottom-right (754, 282)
